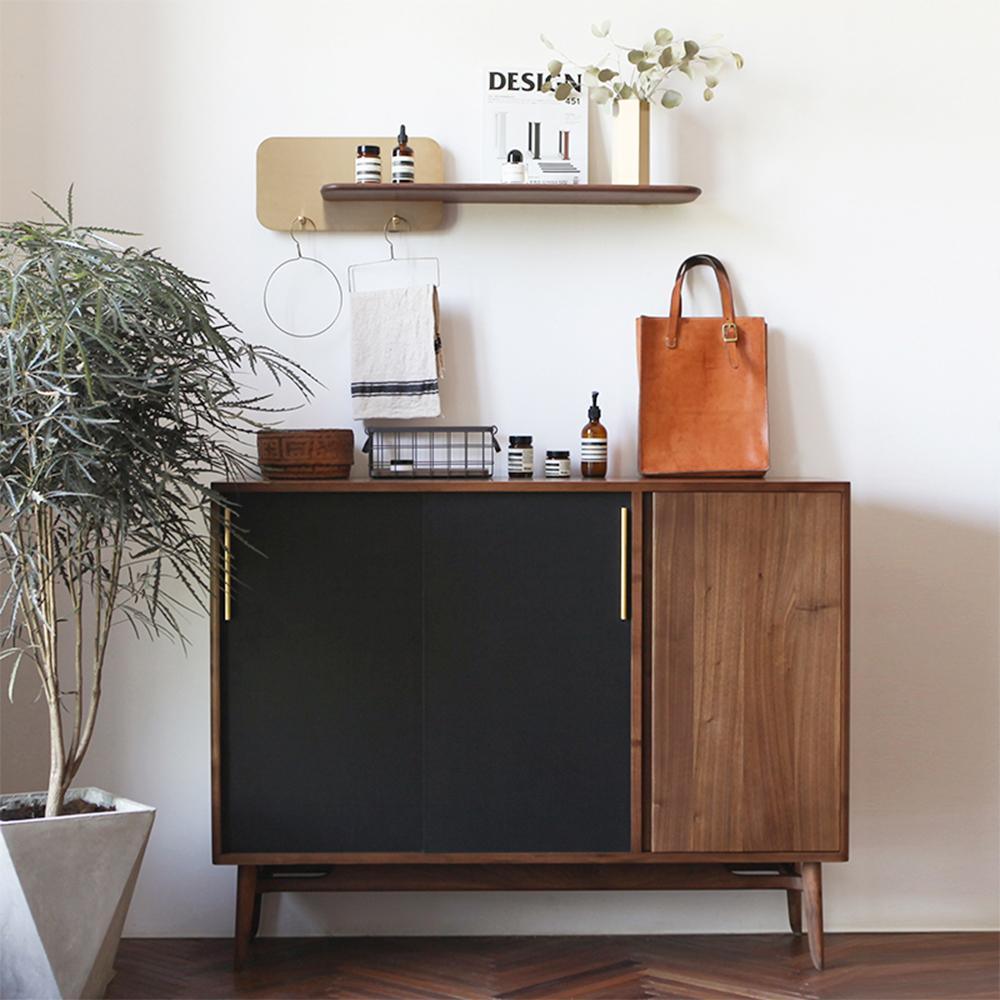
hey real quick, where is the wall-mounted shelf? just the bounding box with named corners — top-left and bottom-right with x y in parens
top-left (257, 137), bottom-right (445, 232)
top-left (320, 183), bottom-right (701, 207)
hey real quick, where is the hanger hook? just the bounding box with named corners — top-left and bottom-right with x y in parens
top-left (290, 215), bottom-right (316, 258)
top-left (383, 214), bottom-right (410, 261)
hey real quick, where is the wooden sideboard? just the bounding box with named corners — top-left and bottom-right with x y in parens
top-left (211, 478), bottom-right (849, 970)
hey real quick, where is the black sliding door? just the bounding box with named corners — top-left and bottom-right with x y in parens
top-left (219, 492), bottom-right (423, 854)
top-left (422, 492), bottom-right (632, 853)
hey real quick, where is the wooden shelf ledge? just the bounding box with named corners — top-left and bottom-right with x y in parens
top-left (319, 182), bottom-right (701, 206)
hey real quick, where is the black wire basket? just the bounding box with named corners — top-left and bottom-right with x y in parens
top-left (363, 426), bottom-right (501, 479)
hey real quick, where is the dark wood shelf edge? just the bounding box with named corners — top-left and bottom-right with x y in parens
top-left (213, 478), bottom-right (850, 494)
top-left (319, 182), bottom-right (701, 206)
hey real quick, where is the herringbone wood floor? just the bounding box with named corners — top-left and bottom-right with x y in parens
top-left (106, 933), bottom-right (998, 999)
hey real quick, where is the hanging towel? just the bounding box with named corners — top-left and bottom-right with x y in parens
top-left (350, 285), bottom-right (443, 419)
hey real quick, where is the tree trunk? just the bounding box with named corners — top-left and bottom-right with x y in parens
top-left (44, 692), bottom-right (67, 817)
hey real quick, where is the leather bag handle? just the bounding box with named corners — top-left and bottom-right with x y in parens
top-left (666, 254), bottom-right (737, 350)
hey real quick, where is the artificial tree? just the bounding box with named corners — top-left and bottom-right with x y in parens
top-left (0, 193), bottom-right (311, 817)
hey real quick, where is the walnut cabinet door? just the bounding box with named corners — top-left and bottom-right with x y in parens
top-left (647, 490), bottom-right (848, 855)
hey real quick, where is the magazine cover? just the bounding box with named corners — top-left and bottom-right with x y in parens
top-left (482, 67), bottom-right (589, 183)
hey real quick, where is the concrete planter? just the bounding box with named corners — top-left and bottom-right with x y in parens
top-left (0, 787), bottom-right (155, 999)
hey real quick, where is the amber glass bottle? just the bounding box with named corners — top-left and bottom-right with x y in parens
top-left (392, 125), bottom-right (415, 183)
top-left (580, 391), bottom-right (608, 478)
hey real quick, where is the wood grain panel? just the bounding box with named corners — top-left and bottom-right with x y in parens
top-left (649, 492), bottom-right (846, 853)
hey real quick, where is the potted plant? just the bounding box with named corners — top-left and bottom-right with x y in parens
top-left (541, 21), bottom-right (743, 184)
top-left (0, 194), bottom-right (311, 999)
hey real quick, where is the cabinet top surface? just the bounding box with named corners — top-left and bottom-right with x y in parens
top-left (214, 477), bottom-right (850, 494)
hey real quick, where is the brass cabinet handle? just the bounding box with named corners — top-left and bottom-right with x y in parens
top-left (223, 508), bottom-right (232, 622)
top-left (620, 506), bottom-right (629, 621)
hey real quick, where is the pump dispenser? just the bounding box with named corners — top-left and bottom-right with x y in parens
top-left (392, 125), bottom-right (415, 183)
top-left (581, 391), bottom-right (608, 478)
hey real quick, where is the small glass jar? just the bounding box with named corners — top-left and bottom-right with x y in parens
top-left (507, 436), bottom-right (534, 478)
top-left (545, 450), bottom-right (571, 479)
top-left (355, 145), bottom-right (382, 184)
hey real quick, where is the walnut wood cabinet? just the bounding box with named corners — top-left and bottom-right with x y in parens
top-left (212, 479), bottom-right (849, 970)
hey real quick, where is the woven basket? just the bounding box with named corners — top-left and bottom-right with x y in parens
top-left (257, 429), bottom-right (354, 480)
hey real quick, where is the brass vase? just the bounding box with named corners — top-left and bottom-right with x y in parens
top-left (612, 99), bottom-right (650, 185)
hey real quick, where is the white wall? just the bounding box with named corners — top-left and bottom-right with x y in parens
top-left (1, 0), bottom-right (997, 936)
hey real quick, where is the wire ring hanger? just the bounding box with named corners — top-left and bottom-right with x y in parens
top-left (263, 215), bottom-right (344, 338)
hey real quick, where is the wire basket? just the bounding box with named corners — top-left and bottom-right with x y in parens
top-left (363, 426), bottom-right (501, 479)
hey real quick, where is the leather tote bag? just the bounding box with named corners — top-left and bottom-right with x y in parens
top-left (637, 254), bottom-right (769, 476)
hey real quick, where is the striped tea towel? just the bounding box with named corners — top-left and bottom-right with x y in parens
top-left (350, 284), bottom-right (443, 419)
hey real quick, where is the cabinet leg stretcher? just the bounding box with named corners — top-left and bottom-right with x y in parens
top-left (233, 861), bottom-right (826, 971)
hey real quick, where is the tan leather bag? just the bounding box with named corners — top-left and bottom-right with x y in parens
top-left (637, 254), bottom-right (769, 476)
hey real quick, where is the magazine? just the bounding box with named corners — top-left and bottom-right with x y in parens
top-left (482, 67), bottom-right (589, 184)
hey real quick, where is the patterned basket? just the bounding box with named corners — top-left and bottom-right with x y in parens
top-left (257, 429), bottom-right (354, 480)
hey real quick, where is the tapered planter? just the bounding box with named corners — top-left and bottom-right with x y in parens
top-left (0, 787), bottom-right (155, 999)
top-left (612, 99), bottom-right (651, 185)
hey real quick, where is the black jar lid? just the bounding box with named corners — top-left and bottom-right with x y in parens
top-left (509, 435), bottom-right (533, 447)
top-left (357, 144), bottom-right (381, 155)
top-left (546, 450), bottom-right (570, 459)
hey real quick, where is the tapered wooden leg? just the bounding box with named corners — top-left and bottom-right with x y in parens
top-left (787, 889), bottom-right (803, 935)
top-left (802, 862), bottom-right (824, 970)
top-left (785, 863), bottom-right (803, 934)
top-left (234, 865), bottom-right (259, 969)
top-left (250, 891), bottom-right (263, 938)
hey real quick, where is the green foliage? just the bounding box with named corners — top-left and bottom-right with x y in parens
top-left (0, 192), bottom-right (314, 811)
top-left (539, 22), bottom-right (743, 111)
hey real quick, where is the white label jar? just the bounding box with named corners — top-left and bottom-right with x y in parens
top-left (355, 145), bottom-right (382, 184)
top-left (545, 451), bottom-right (571, 478)
top-left (507, 436), bottom-right (534, 478)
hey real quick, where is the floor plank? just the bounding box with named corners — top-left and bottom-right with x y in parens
top-left (106, 933), bottom-right (999, 1000)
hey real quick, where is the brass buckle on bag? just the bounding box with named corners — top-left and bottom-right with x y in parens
top-left (721, 321), bottom-right (739, 344)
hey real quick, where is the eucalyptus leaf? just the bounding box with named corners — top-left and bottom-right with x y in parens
top-left (583, 72), bottom-right (601, 88)
top-left (591, 20), bottom-right (610, 37)
top-left (661, 89), bottom-right (683, 108)
top-left (654, 28), bottom-right (673, 45)
top-left (659, 48), bottom-right (674, 67)
top-left (592, 86), bottom-right (613, 104)
top-left (627, 49), bottom-right (646, 64)
top-left (547, 59), bottom-right (563, 76)
top-left (597, 68), bottom-right (617, 82)
top-left (684, 40), bottom-right (700, 57)
top-left (619, 84), bottom-right (634, 99)
top-left (637, 61), bottom-right (655, 72)
top-left (540, 33), bottom-right (554, 48)
top-left (541, 79), bottom-right (553, 92)
top-left (703, 87), bottom-right (714, 101)
top-left (734, 52), bottom-right (745, 69)
top-left (554, 82), bottom-right (573, 101)
top-left (705, 75), bottom-right (718, 88)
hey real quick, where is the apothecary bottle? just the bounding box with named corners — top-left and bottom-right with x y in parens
top-left (355, 145), bottom-right (382, 184)
top-left (507, 436), bottom-right (534, 479)
top-left (580, 391), bottom-right (608, 478)
top-left (392, 126), bottom-right (415, 183)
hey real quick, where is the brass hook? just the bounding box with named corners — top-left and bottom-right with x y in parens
top-left (383, 214), bottom-right (411, 260)
top-left (289, 215), bottom-right (316, 258)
